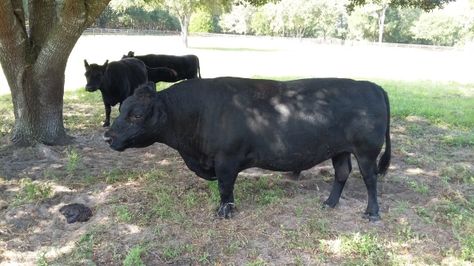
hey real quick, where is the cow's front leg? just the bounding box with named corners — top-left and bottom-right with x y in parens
top-left (215, 159), bottom-right (239, 219)
top-left (103, 104), bottom-right (111, 127)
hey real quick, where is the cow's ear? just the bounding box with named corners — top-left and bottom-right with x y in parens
top-left (128, 51), bottom-right (134, 57)
top-left (103, 60), bottom-right (109, 68)
top-left (152, 97), bottom-right (167, 125)
top-left (135, 82), bottom-right (156, 98)
top-left (84, 59), bottom-right (89, 68)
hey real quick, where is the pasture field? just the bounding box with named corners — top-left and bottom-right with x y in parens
top-left (0, 34), bottom-right (473, 265)
top-left (1, 33), bottom-right (474, 95)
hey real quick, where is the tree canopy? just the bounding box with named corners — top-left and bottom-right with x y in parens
top-left (346, 0), bottom-right (456, 11)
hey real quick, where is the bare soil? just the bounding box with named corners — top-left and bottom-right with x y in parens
top-left (0, 117), bottom-right (473, 265)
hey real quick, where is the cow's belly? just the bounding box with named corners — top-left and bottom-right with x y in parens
top-left (249, 144), bottom-right (332, 172)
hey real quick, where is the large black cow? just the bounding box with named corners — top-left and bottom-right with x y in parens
top-left (104, 77), bottom-right (391, 221)
top-left (123, 51), bottom-right (201, 81)
top-left (84, 58), bottom-right (147, 127)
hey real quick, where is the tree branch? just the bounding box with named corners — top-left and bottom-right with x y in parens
top-left (34, 0), bottom-right (110, 74)
top-left (12, 0), bottom-right (27, 37)
top-left (29, 0), bottom-right (56, 59)
top-left (0, 1), bottom-right (29, 84)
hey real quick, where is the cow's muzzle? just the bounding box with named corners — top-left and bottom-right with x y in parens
top-left (85, 85), bottom-right (98, 92)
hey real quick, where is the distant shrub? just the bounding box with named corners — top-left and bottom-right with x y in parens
top-left (190, 10), bottom-right (220, 33)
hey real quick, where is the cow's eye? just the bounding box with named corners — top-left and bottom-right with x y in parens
top-left (133, 114), bottom-right (142, 119)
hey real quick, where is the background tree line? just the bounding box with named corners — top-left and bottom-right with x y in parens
top-left (94, 0), bottom-right (474, 47)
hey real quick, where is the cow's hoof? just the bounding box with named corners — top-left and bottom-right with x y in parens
top-left (363, 212), bottom-right (381, 222)
top-left (322, 199), bottom-right (338, 209)
top-left (217, 202), bottom-right (235, 219)
top-left (102, 122), bottom-right (110, 127)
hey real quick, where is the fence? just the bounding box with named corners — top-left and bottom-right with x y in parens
top-left (83, 28), bottom-right (465, 52)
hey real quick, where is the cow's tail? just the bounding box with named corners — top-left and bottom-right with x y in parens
top-left (196, 56), bottom-right (201, 78)
top-left (377, 89), bottom-right (391, 176)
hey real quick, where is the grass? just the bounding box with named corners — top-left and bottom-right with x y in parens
top-left (14, 178), bottom-right (53, 205)
top-left (339, 233), bottom-right (389, 265)
top-left (0, 93), bottom-right (13, 137)
top-left (123, 245), bottom-right (147, 266)
top-left (377, 80), bottom-right (474, 129)
top-left (73, 231), bottom-right (96, 264)
top-left (236, 175), bottom-right (286, 206)
top-left (115, 205), bottom-right (133, 223)
top-left (66, 147), bottom-right (81, 174)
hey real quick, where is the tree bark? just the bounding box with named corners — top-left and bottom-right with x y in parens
top-left (0, 0), bottom-right (110, 146)
top-left (377, 4), bottom-right (388, 43)
top-left (179, 15), bottom-right (190, 48)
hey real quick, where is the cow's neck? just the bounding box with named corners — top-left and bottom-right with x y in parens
top-left (158, 90), bottom-right (204, 154)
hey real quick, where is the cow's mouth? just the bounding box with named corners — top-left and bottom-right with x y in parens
top-left (85, 86), bottom-right (98, 92)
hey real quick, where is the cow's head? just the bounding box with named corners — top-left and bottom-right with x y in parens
top-left (84, 59), bottom-right (108, 92)
top-left (104, 82), bottom-right (166, 151)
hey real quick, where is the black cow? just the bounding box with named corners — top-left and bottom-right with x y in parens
top-left (104, 77), bottom-right (391, 221)
top-left (84, 58), bottom-right (148, 127)
top-left (123, 51), bottom-right (201, 81)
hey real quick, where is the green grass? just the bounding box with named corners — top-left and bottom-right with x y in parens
top-left (339, 233), bottom-right (390, 265)
top-left (377, 80), bottom-right (474, 129)
top-left (36, 252), bottom-right (49, 266)
top-left (236, 175), bottom-right (285, 206)
top-left (0, 94), bottom-right (14, 137)
top-left (66, 148), bottom-right (81, 174)
top-left (73, 231), bottom-right (96, 263)
top-left (123, 245), bottom-right (146, 266)
top-left (115, 205), bottom-right (133, 223)
top-left (14, 178), bottom-right (53, 205)
top-left (162, 245), bottom-right (182, 260)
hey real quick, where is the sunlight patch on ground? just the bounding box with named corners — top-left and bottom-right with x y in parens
top-left (319, 238), bottom-right (343, 256)
top-left (406, 168), bottom-right (425, 175)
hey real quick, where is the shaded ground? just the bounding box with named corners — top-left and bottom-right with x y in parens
top-left (0, 114), bottom-right (473, 265)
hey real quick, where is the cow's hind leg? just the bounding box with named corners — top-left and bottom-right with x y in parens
top-left (215, 158), bottom-right (239, 219)
top-left (324, 152), bottom-right (352, 208)
top-left (355, 153), bottom-right (380, 221)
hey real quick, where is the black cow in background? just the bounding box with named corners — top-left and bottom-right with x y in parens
top-left (84, 58), bottom-right (147, 127)
top-left (123, 51), bottom-right (201, 81)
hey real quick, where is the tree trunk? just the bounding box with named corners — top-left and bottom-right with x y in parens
top-left (378, 4), bottom-right (388, 43)
top-left (8, 56), bottom-right (70, 146)
top-left (179, 15), bottom-right (190, 48)
top-left (0, 0), bottom-right (110, 146)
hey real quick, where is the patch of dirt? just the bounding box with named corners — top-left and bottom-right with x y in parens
top-left (0, 118), bottom-right (473, 265)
